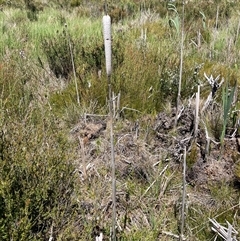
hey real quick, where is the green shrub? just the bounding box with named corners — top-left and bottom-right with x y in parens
top-left (0, 113), bottom-right (78, 240)
top-left (70, 0), bottom-right (82, 8)
top-left (0, 53), bottom-right (80, 240)
top-left (41, 28), bottom-right (75, 79)
top-left (24, 0), bottom-right (44, 21)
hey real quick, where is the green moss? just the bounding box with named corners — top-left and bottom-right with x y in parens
top-left (187, 143), bottom-right (199, 169)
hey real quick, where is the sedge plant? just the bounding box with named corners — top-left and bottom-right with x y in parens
top-left (220, 82), bottom-right (236, 147)
top-left (167, 3), bottom-right (180, 35)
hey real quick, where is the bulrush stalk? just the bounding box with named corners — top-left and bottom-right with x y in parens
top-left (103, 14), bottom-right (116, 241)
top-left (103, 15), bottom-right (112, 76)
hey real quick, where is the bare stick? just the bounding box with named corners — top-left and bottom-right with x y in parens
top-left (180, 146), bottom-right (187, 241)
top-left (162, 231), bottom-right (180, 239)
top-left (194, 85), bottom-right (200, 139)
top-left (108, 75), bottom-right (116, 241)
top-left (215, 5), bottom-right (219, 31)
top-left (120, 106), bottom-right (141, 113)
top-left (209, 218), bottom-right (238, 241)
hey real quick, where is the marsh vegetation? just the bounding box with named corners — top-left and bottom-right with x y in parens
top-left (0, 0), bottom-right (240, 240)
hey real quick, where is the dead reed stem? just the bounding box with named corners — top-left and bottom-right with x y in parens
top-left (194, 85), bottom-right (200, 139)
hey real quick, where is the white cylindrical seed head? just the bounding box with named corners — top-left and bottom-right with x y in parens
top-left (102, 15), bottom-right (112, 76)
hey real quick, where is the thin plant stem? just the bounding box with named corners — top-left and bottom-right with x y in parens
top-left (215, 5), bottom-right (219, 30)
top-left (180, 146), bottom-right (187, 241)
top-left (104, 0), bottom-right (107, 15)
top-left (235, 18), bottom-right (240, 45)
top-left (175, 0), bottom-right (185, 127)
top-left (195, 85), bottom-right (200, 139)
top-left (65, 24), bottom-right (80, 105)
top-left (108, 75), bottom-right (116, 241)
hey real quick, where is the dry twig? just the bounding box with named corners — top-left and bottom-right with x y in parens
top-left (209, 218), bottom-right (238, 241)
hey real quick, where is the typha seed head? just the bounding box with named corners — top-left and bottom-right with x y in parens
top-left (102, 15), bottom-right (112, 76)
